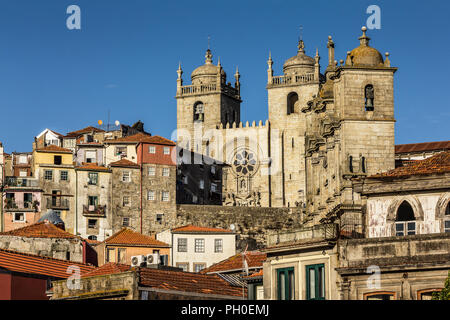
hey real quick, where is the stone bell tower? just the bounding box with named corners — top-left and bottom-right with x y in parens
top-left (176, 49), bottom-right (242, 154)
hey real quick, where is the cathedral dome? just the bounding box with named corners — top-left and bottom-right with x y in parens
top-left (283, 40), bottom-right (315, 75)
top-left (347, 27), bottom-right (384, 67)
top-left (191, 49), bottom-right (226, 84)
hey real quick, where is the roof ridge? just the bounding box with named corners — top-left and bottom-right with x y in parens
top-left (0, 247), bottom-right (94, 266)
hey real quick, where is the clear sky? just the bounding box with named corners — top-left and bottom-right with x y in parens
top-left (0, 0), bottom-right (448, 153)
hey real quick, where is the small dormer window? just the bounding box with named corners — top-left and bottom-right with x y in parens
top-left (365, 85), bottom-right (374, 111)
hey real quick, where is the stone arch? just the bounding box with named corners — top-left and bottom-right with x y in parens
top-left (386, 196), bottom-right (424, 223)
top-left (287, 92), bottom-right (298, 115)
top-left (364, 84), bottom-right (374, 111)
top-left (435, 192), bottom-right (450, 233)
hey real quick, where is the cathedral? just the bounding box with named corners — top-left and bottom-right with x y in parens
top-left (176, 26), bottom-right (396, 226)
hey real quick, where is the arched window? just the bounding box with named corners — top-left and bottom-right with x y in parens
top-left (445, 202), bottom-right (450, 233)
top-left (193, 101), bottom-right (204, 122)
top-left (365, 85), bottom-right (374, 111)
top-left (287, 92), bottom-right (298, 115)
top-left (395, 201), bottom-right (416, 236)
top-left (348, 155), bottom-right (353, 173)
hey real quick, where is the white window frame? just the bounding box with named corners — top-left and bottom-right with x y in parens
top-left (395, 221), bottom-right (416, 236)
top-left (148, 167), bottom-right (156, 176)
top-left (161, 191), bottom-right (169, 202)
top-left (163, 147), bottom-right (170, 155)
top-left (122, 171), bottom-right (131, 182)
top-left (147, 190), bottom-right (155, 201)
top-left (194, 239), bottom-right (205, 253)
top-left (149, 146), bottom-right (156, 154)
top-left (14, 212), bottom-right (25, 222)
top-left (162, 168), bottom-right (170, 177)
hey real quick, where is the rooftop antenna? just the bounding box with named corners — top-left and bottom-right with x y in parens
top-left (208, 35), bottom-right (211, 50)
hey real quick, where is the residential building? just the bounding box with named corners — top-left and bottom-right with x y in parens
top-left (34, 128), bottom-right (63, 149)
top-left (0, 220), bottom-right (98, 265)
top-left (11, 152), bottom-right (32, 177)
top-left (51, 263), bottom-right (245, 300)
top-left (95, 228), bottom-right (170, 266)
top-left (156, 225), bottom-right (236, 272)
top-left (75, 163), bottom-right (112, 241)
top-left (32, 145), bottom-right (76, 233)
top-left (104, 132), bottom-right (152, 165)
top-left (2, 176), bottom-right (42, 232)
top-left (395, 140), bottom-right (450, 162)
top-left (62, 126), bottom-right (106, 153)
top-left (0, 248), bottom-right (95, 300)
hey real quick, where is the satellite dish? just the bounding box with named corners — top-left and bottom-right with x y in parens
top-left (230, 224), bottom-right (236, 231)
top-left (115, 120), bottom-right (120, 126)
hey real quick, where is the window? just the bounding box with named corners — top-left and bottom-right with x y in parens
top-left (193, 102), bottom-right (204, 122)
top-left (162, 168), bottom-right (170, 177)
top-left (14, 212), bottom-right (25, 222)
top-left (88, 235), bottom-right (97, 241)
top-left (123, 196), bottom-right (130, 207)
top-left (147, 190), bottom-right (155, 201)
top-left (417, 289), bottom-right (441, 300)
top-left (395, 201), bottom-right (416, 236)
top-left (44, 170), bottom-right (53, 181)
top-left (85, 150), bottom-right (97, 163)
top-left (364, 292), bottom-right (395, 300)
top-left (199, 180), bottom-right (204, 190)
top-left (156, 213), bottom-right (163, 224)
top-left (122, 217), bottom-right (130, 227)
top-left (176, 263), bottom-right (189, 272)
top-left (161, 191), bottom-right (169, 202)
top-left (444, 220), bottom-right (450, 233)
top-left (306, 264), bottom-right (325, 300)
top-left (88, 219), bottom-right (97, 229)
top-left (122, 171), bottom-right (131, 182)
top-left (106, 248), bottom-right (116, 263)
top-left (277, 267), bottom-right (295, 300)
top-left (365, 84), bottom-right (374, 111)
top-left (60, 171), bottom-right (68, 181)
top-left (287, 92), bottom-right (298, 115)
top-left (183, 176), bottom-right (188, 184)
top-left (211, 183), bottom-right (217, 192)
top-left (149, 146), bottom-right (156, 154)
top-left (19, 155), bottom-right (28, 164)
top-left (445, 203), bottom-right (450, 233)
top-left (88, 196), bottom-right (98, 207)
top-left (163, 147), bottom-right (170, 155)
top-left (88, 172), bottom-right (98, 185)
top-left (214, 239), bottom-right (223, 253)
top-left (195, 239), bottom-right (205, 253)
top-left (54, 155), bottom-right (62, 165)
top-left (193, 263), bottom-right (206, 273)
top-left (177, 238), bottom-right (187, 252)
top-left (115, 146), bottom-right (127, 157)
top-left (118, 248), bottom-right (127, 264)
top-left (19, 170), bottom-right (27, 177)
top-left (148, 167), bottom-right (155, 176)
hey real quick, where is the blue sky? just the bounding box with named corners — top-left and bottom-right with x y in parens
top-left (0, 0), bottom-right (448, 153)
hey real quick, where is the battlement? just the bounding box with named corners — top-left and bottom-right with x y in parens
top-left (217, 120), bottom-right (269, 130)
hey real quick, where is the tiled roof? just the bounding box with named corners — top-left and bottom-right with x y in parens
top-left (0, 249), bottom-right (95, 278)
top-left (370, 151), bottom-right (450, 179)
top-left (395, 141), bottom-right (450, 154)
top-left (172, 225), bottom-right (233, 234)
top-left (35, 145), bottom-right (72, 154)
top-left (201, 251), bottom-right (266, 274)
top-left (65, 126), bottom-right (105, 137)
top-left (0, 221), bottom-right (80, 240)
top-left (75, 163), bottom-right (110, 171)
top-left (109, 158), bottom-right (140, 168)
top-left (105, 133), bottom-right (175, 146)
top-left (82, 262), bottom-right (131, 278)
top-left (139, 267), bottom-right (246, 298)
top-left (104, 228), bottom-right (170, 247)
top-left (243, 269), bottom-right (263, 279)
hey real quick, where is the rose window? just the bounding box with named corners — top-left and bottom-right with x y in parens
top-left (232, 150), bottom-right (257, 176)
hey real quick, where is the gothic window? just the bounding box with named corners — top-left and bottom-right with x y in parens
top-left (287, 92), bottom-right (298, 115)
top-left (193, 101), bottom-right (204, 122)
top-left (232, 150), bottom-right (257, 176)
top-left (365, 85), bottom-right (374, 111)
top-left (395, 201), bottom-right (416, 236)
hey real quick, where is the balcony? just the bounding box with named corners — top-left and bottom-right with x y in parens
top-left (4, 199), bottom-right (39, 212)
top-left (82, 204), bottom-right (106, 217)
top-left (270, 73), bottom-right (316, 87)
top-left (46, 197), bottom-right (70, 210)
top-left (4, 177), bottom-right (39, 188)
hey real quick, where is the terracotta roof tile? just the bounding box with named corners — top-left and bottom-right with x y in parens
top-left (0, 249), bottom-right (95, 278)
top-left (36, 145), bottom-right (72, 154)
top-left (82, 262), bottom-right (131, 278)
top-left (65, 126), bottom-right (105, 138)
top-left (105, 133), bottom-right (175, 146)
top-left (243, 269), bottom-right (263, 279)
top-left (76, 163), bottom-right (110, 171)
top-left (370, 151), bottom-right (450, 179)
top-left (139, 268), bottom-right (246, 297)
top-left (104, 228), bottom-right (170, 247)
top-left (109, 158), bottom-right (140, 168)
top-left (172, 225), bottom-right (233, 234)
top-left (0, 221), bottom-right (80, 240)
top-left (201, 251), bottom-right (266, 274)
top-left (395, 141), bottom-right (450, 154)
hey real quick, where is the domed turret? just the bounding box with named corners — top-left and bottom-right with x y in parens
top-left (191, 49), bottom-right (226, 85)
top-left (283, 39), bottom-right (315, 75)
top-left (347, 27), bottom-right (384, 67)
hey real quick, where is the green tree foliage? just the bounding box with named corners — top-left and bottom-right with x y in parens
top-left (432, 270), bottom-right (450, 300)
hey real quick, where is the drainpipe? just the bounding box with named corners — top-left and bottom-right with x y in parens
top-left (75, 168), bottom-right (78, 236)
top-left (140, 143), bottom-right (143, 234)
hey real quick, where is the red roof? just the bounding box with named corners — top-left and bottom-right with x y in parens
top-left (201, 251), bottom-right (266, 274)
top-left (82, 262), bottom-right (131, 278)
top-left (0, 221), bottom-right (80, 240)
top-left (65, 126), bottom-right (105, 138)
top-left (395, 141), bottom-right (450, 154)
top-left (172, 225), bottom-right (233, 234)
top-left (109, 158), bottom-right (140, 168)
top-left (370, 151), bottom-right (450, 179)
top-left (0, 249), bottom-right (95, 278)
top-left (105, 133), bottom-right (175, 146)
top-left (139, 267), bottom-right (246, 298)
top-left (76, 163), bottom-right (110, 171)
top-left (36, 145), bottom-right (72, 154)
top-left (104, 228), bottom-right (170, 247)
top-left (243, 269), bottom-right (263, 279)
